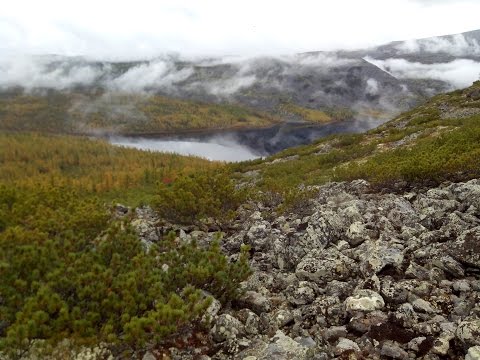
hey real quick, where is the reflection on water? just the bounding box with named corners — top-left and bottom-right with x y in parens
top-left (109, 118), bottom-right (386, 162)
top-left (110, 137), bottom-right (261, 162)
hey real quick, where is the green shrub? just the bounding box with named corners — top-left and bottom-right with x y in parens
top-left (153, 171), bottom-right (245, 224)
top-left (0, 186), bottom-right (251, 357)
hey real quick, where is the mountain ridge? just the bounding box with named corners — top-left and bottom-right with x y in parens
top-left (1, 29), bottom-right (479, 138)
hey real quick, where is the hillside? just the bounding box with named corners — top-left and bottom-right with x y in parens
top-left (232, 81), bottom-right (480, 193)
top-left (0, 91), bottom-right (277, 135)
top-left (1, 82), bottom-right (480, 359)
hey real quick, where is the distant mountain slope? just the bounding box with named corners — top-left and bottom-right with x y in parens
top-left (0, 29), bottom-right (479, 134)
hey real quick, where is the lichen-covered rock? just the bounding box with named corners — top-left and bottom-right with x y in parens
top-left (236, 330), bottom-right (310, 360)
top-left (238, 291), bottom-right (271, 315)
top-left (334, 337), bottom-right (360, 355)
top-left (202, 295), bottom-right (221, 323)
top-left (287, 281), bottom-right (316, 305)
top-left (150, 178), bottom-right (480, 359)
top-left (357, 241), bottom-right (404, 276)
top-left (466, 346), bottom-right (480, 360)
top-left (380, 341), bottom-right (409, 360)
top-left (211, 314), bottom-right (245, 343)
top-left (345, 289), bottom-right (385, 313)
top-left (449, 227), bottom-right (480, 269)
top-left (295, 248), bottom-right (356, 284)
top-left (456, 320), bottom-right (480, 346)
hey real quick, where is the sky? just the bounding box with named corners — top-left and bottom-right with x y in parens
top-left (1, 0), bottom-right (479, 60)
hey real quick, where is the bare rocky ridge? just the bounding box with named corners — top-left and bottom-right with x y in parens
top-left (133, 178), bottom-right (480, 359)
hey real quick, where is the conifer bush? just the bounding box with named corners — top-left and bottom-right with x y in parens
top-left (153, 170), bottom-right (246, 224)
top-left (0, 186), bottom-right (251, 357)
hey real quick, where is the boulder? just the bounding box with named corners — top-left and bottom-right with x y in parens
top-left (466, 346), bottom-right (480, 360)
top-left (295, 248), bottom-right (356, 284)
top-left (345, 289), bottom-right (385, 313)
top-left (456, 320), bottom-right (480, 346)
top-left (211, 314), bottom-right (245, 343)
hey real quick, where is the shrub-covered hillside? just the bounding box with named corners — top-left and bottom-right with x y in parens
top-left (0, 133), bottom-right (252, 357)
top-left (0, 91), bottom-right (277, 135)
top-left (232, 81), bottom-right (480, 194)
top-left (0, 132), bottom-right (223, 203)
top-left (2, 81), bottom-right (480, 358)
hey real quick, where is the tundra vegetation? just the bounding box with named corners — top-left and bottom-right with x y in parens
top-left (1, 81), bottom-right (480, 357)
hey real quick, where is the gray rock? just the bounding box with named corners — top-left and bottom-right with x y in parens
top-left (323, 326), bottom-right (348, 342)
top-left (238, 291), bottom-right (271, 315)
top-left (295, 336), bottom-right (316, 349)
top-left (449, 179), bottom-right (480, 209)
top-left (288, 282), bottom-right (316, 305)
top-left (334, 337), bottom-right (360, 355)
top-left (295, 248), bottom-right (356, 284)
top-left (466, 346), bottom-right (480, 360)
top-left (449, 227), bottom-right (480, 269)
top-left (259, 330), bottom-right (309, 360)
top-left (357, 241), bottom-right (404, 276)
top-left (345, 289), bottom-right (385, 313)
top-left (211, 314), bottom-right (245, 343)
top-left (142, 352), bottom-right (156, 360)
top-left (411, 298), bottom-right (437, 314)
top-left (305, 296), bottom-right (345, 327)
top-left (456, 320), bottom-right (480, 346)
top-left (202, 295), bottom-right (221, 323)
top-left (246, 221), bottom-right (272, 250)
top-left (380, 341), bottom-right (409, 360)
top-left (453, 279), bottom-right (471, 292)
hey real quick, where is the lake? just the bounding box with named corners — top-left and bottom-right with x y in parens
top-left (109, 118), bottom-right (384, 162)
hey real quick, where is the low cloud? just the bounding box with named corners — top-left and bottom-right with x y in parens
top-left (395, 34), bottom-right (480, 56)
top-left (0, 55), bottom-right (102, 90)
top-left (286, 52), bottom-right (357, 68)
top-left (0, 52), bottom-right (360, 98)
top-left (365, 78), bottom-right (379, 95)
top-left (365, 57), bottom-right (480, 88)
top-left (107, 60), bottom-right (194, 93)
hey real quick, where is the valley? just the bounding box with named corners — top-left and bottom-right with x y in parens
top-left (1, 27), bottom-right (480, 360)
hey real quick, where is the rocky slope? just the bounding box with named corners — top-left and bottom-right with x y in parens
top-left (132, 177), bottom-right (480, 359)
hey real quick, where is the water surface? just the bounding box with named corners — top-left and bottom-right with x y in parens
top-left (109, 118), bottom-right (385, 162)
top-left (110, 137), bottom-right (261, 162)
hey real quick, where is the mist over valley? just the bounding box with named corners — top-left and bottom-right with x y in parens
top-left (1, 29), bottom-right (480, 159)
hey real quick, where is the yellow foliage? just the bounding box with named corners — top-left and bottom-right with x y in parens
top-left (0, 132), bottom-right (220, 198)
